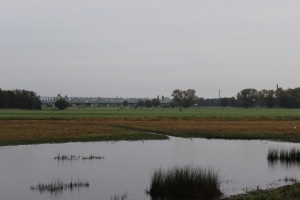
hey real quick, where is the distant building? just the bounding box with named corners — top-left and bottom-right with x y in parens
top-left (40, 96), bottom-right (171, 106)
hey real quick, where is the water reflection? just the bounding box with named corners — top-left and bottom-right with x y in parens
top-left (267, 147), bottom-right (300, 168)
top-left (30, 178), bottom-right (90, 198)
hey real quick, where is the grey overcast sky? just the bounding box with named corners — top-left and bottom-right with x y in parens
top-left (1, 0), bottom-right (300, 98)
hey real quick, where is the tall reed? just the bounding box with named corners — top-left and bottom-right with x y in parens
top-left (268, 148), bottom-right (300, 164)
top-left (148, 165), bottom-right (221, 199)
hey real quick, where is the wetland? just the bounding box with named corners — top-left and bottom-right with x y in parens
top-left (1, 135), bottom-right (300, 199)
top-left (2, 108), bottom-right (300, 199)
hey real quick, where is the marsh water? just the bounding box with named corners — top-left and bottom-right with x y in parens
top-left (1, 135), bottom-right (300, 200)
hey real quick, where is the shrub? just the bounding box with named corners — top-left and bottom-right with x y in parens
top-left (55, 98), bottom-right (70, 110)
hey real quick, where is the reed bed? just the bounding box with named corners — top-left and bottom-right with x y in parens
top-left (268, 148), bottom-right (300, 164)
top-left (30, 178), bottom-right (89, 193)
top-left (54, 154), bottom-right (80, 161)
top-left (110, 193), bottom-right (127, 200)
top-left (82, 155), bottom-right (104, 160)
top-left (148, 165), bottom-right (221, 199)
top-left (54, 153), bottom-right (104, 161)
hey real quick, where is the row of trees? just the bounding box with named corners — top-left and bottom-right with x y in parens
top-left (123, 98), bottom-right (160, 108)
top-left (3, 87), bottom-right (300, 110)
top-left (0, 89), bottom-right (41, 109)
top-left (171, 87), bottom-right (300, 108)
top-left (236, 87), bottom-right (300, 108)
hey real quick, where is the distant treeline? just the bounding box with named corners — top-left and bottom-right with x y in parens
top-left (2, 87), bottom-right (300, 110)
top-left (0, 89), bottom-right (41, 109)
top-left (196, 87), bottom-right (300, 108)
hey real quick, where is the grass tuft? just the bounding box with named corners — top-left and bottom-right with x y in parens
top-left (148, 165), bottom-right (221, 199)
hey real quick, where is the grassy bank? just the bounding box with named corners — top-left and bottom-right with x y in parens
top-left (224, 183), bottom-right (300, 200)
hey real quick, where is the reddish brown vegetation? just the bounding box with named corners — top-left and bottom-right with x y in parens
top-left (1, 119), bottom-right (300, 146)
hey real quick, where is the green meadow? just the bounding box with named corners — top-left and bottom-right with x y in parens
top-left (1, 107), bottom-right (300, 120)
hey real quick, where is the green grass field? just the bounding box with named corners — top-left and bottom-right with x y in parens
top-left (1, 107), bottom-right (300, 120)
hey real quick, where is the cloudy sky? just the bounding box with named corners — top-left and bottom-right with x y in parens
top-left (1, 0), bottom-right (300, 98)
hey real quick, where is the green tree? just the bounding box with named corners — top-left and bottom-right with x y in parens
top-left (122, 100), bottom-right (128, 107)
top-left (285, 88), bottom-right (300, 108)
top-left (182, 89), bottom-right (197, 108)
top-left (0, 88), bottom-right (41, 109)
top-left (137, 100), bottom-right (145, 107)
top-left (171, 89), bottom-right (184, 106)
top-left (55, 98), bottom-right (70, 110)
top-left (236, 88), bottom-right (257, 108)
top-left (257, 89), bottom-right (276, 108)
top-left (195, 97), bottom-right (205, 106)
top-left (229, 97), bottom-right (237, 107)
top-left (220, 98), bottom-right (229, 107)
top-left (29, 91), bottom-right (42, 109)
top-left (152, 98), bottom-right (160, 107)
top-left (145, 99), bottom-right (152, 108)
top-left (171, 89), bottom-right (198, 108)
top-left (277, 88), bottom-right (289, 108)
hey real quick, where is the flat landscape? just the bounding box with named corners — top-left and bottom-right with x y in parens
top-left (2, 107), bottom-right (300, 199)
top-left (1, 107), bottom-right (300, 146)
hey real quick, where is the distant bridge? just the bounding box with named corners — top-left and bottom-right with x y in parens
top-left (40, 96), bottom-right (171, 106)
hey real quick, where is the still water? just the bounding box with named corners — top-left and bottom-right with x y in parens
top-left (1, 135), bottom-right (300, 200)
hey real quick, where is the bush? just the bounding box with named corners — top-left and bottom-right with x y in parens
top-left (55, 98), bottom-right (70, 110)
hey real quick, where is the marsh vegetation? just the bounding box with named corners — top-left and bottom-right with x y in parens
top-left (30, 178), bottom-right (89, 193)
top-left (148, 165), bottom-right (221, 199)
top-left (1, 107), bottom-right (300, 199)
top-left (2, 116), bottom-right (300, 146)
top-left (110, 193), bottom-right (128, 200)
top-left (54, 153), bottom-right (104, 161)
top-left (268, 148), bottom-right (300, 165)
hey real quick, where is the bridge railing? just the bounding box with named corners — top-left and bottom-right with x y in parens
top-left (40, 96), bottom-right (171, 105)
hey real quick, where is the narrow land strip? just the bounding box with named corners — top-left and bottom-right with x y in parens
top-left (1, 118), bottom-right (300, 146)
top-left (1, 107), bottom-right (300, 120)
top-left (0, 119), bottom-right (167, 146)
top-left (223, 183), bottom-right (300, 200)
